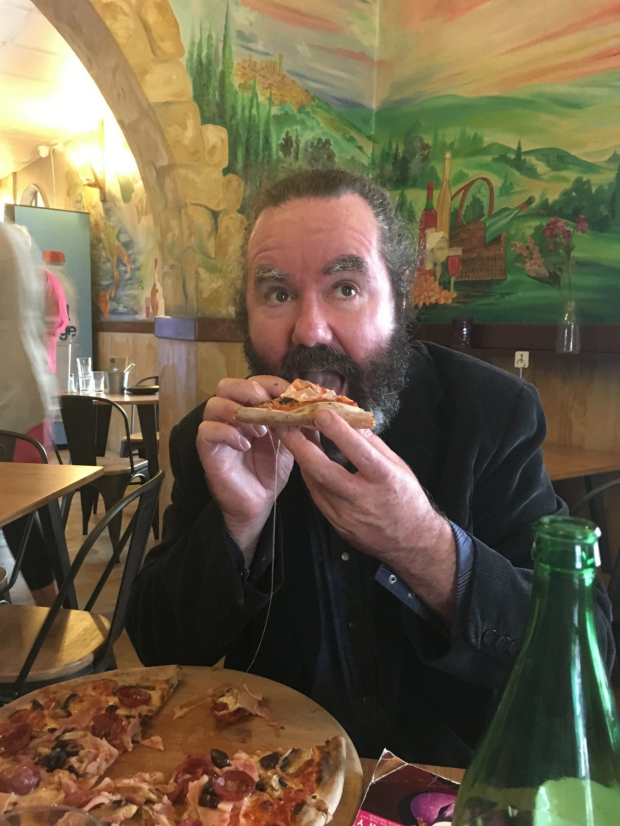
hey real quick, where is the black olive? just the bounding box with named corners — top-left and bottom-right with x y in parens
top-left (278, 397), bottom-right (295, 405)
top-left (278, 777), bottom-right (288, 788)
top-left (140, 714), bottom-right (153, 726)
top-left (112, 799), bottom-right (124, 808)
top-left (67, 765), bottom-right (79, 777)
top-left (255, 781), bottom-right (267, 792)
top-left (47, 727), bottom-right (57, 734)
top-left (210, 749), bottom-right (230, 769)
top-left (106, 705), bottom-right (118, 713)
top-left (41, 745), bottom-right (68, 771)
top-left (61, 693), bottom-right (77, 712)
top-left (292, 802), bottom-right (305, 817)
top-left (31, 699), bottom-right (43, 710)
top-left (203, 779), bottom-right (215, 795)
top-left (259, 752), bottom-right (280, 770)
top-left (198, 792), bottom-right (219, 810)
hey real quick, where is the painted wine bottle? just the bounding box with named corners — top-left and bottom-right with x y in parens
top-left (436, 151), bottom-right (452, 240)
top-left (453, 515), bottom-right (620, 826)
top-left (483, 195), bottom-right (535, 243)
top-left (418, 181), bottom-right (437, 269)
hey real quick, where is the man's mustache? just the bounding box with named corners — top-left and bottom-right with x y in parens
top-left (278, 345), bottom-right (358, 383)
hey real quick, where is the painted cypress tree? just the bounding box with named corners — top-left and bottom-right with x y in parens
top-left (186, 29), bottom-right (196, 79)
top-left (203, 29), bottom-right (218, 124)
top-left (515, 139), bottom-right (523, 169)
top-left (262, 93), bottom-right (274, 176)
top-left (195, 26), bottom-right (212, 124)
top-left (218, 3), bottom-right (236, 130)
top-left (614, 163), bottom-right (620, 227)
top-left (293, 131), bottom-right (301, 164)
top-left (244, 78), bottom-right (261, 175)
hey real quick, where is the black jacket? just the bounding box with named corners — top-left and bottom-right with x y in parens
top-left (127, 342), bottom-right (614, 766)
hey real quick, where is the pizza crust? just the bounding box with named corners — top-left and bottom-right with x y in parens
top-left (314, 736), bottom-right (346, 816)
top-left (235, 402), bottom-right (375, 429)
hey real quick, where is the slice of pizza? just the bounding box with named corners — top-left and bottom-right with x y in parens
top-left (177, 737), bottom-right (346, 826)
top-left (0, 666), bottom-right (181, 810)
top-left (209, 685), bottom-right (279, 728)
top-left (234, 379), bottom-right (375, 429)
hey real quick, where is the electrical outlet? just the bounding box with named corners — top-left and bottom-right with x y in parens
top-left (514, 351), bottom-right (530, 369)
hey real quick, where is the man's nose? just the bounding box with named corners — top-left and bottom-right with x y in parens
top-left (291, 297), bottom-right (333, 348)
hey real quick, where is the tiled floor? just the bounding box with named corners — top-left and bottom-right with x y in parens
top-left (0, 491), bottom-right (149, 669)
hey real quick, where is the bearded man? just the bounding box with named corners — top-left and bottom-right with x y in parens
top-left (127, 170), bottom-right (613, 766)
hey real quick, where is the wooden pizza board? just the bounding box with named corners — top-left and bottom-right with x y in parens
top-left (107, 665), bottom-right (363, 826)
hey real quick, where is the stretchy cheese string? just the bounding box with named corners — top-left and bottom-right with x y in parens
top-left (233, 431), bottom-right (280, 689)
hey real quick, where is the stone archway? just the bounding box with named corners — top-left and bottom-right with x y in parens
top-left (32, 0), bottom-right (245, 318)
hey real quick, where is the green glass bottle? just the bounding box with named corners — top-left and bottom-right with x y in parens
top-left (453, 515), bottom-right (620, 826)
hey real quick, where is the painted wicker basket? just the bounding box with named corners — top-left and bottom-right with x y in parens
top-left (450, 177), bottom-right (507, 282)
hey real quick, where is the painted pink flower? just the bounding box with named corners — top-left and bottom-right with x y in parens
top-left (548, 242), bottom-right (557, 252)
top-left (575, 214), bottom-right (588, 234)
top-left (561, 229), bottom-right (572, 240)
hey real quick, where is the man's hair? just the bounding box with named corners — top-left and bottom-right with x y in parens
top-left (233, 169), bottom-right (417, 333)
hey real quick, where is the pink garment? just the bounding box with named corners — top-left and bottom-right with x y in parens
top-left (12, 422), bottom-right (51, 463)
top-left (43, 267), bottom-right (69, 373)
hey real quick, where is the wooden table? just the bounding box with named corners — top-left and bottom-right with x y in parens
top-left (108, 666), bottom-right (363, 826)
top-left (543, 442), bottom-right (620, 482)
top-left (0, 463), bottom-right (103, 607)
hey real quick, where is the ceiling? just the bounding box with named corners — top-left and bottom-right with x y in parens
top-left (0, 0), bottom-right (112, 180)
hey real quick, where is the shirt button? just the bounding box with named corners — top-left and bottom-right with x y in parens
top-left (348, 621), bottom-right (356, 630)
top-left (495, 635), bottom-right (510, 652)
top-left (388, 574), bottom-right (397, 585)
top-left (341, 552), bottom-right (350, 561)
top-left (362, 695), bottom-right (371, 705)
top-left (482, 629), bottom-right (496, 646)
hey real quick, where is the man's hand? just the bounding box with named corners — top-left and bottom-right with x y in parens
top-left (197, 376), bottom-right (294, 562)
top-left (281, 410), bottom-right (457, 622)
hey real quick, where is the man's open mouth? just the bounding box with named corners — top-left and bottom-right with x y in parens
top-left (303, 370), bottom-right (347, 396)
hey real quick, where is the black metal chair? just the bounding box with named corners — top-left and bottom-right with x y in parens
top-left (60, 395), bottom-right (149, 551)
top-left (0, 431), bottom-right (48, 603)
top-left (0, 471), bottom-right (163, 704)
top-left (571, 478), bottom-right (620, 684)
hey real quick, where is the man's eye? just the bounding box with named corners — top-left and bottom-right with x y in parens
top-left (334, 284), bottom-right (358, 298)
top-left (267, 289), bottom-right (291, 304)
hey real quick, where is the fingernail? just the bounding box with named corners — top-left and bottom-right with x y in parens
top-left (256, 425), bottom-right (268, 437)
top-left (314, 410), bottom-right (332, 428)
top-left (239, 436), bottom-right (252, 450)
top-left (275, 426), bottom-right (290, 438)
top-left (359, 428), bottom-right (373, 438)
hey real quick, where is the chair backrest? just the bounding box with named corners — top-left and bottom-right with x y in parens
top-left (2, 470), bottom-right (164, 701)
top-left (136, 375), bottom-right (159, 386)
top-left (60, 395), bottom-right (137, 472)
top-left (0, 430), bottom-right (48, 463)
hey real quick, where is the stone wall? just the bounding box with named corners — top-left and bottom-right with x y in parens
top-left (33, 0), bottom-right (246, 318)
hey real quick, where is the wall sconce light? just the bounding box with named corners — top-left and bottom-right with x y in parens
top-left (68, 120), bottom-right (106, 201)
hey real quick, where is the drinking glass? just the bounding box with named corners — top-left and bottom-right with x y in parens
top-left (76, 357), bottom-right (92, 378)
top-left (79, 375), bottom-right (95, 394)
top-left (67, 373), bottom-right (76, 394)
top-left (92, 371), bottom-right (108, 394)
top-left (0, 805), bottom-right (102, 826)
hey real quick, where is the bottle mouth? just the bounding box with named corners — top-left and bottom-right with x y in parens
top-left (536, 515), bottom-right (600, 543)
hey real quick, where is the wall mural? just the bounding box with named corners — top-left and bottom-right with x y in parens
top-left (161, 0), bottom-right (620, 324)
top-left (66, 124), bottom-right (161, 321)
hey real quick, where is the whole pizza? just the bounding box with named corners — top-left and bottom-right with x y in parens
top-left (0, 667), bottom-right (347, 826)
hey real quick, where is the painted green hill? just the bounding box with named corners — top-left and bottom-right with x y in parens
top-left (523, 147), bottom-right (601, 175)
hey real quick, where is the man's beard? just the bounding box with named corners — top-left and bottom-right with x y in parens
top-left (243, 320), bottom-right (411, 449)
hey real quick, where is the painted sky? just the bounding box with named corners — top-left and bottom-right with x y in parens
top-left (170, 0), bottom-right (380, 109)
top-left (382, 0), bottom-right (620, 105)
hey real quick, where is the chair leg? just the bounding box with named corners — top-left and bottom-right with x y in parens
top-left (93, 492), bottom-right (99, 515)
top-left (97, 478), bottom-right (130, 558)
top-left (79, 488), bottom-right (97, 535)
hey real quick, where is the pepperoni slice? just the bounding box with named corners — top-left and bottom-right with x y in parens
top-left (214, 771), bottom-right (255, 802)
top-left (209, 703), bottom-right (247, 725)
top-left (116, 687), bottom-right (152, 709)
top-left (90, 711), bottom-right (124, 741)
top-left (0, 763), bottom-right (40, 795)
top-left (0, 722), bottom-right (32, 757)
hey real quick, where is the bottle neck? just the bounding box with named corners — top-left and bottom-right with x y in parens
top-left (424, 183), bottom-right (434, 210)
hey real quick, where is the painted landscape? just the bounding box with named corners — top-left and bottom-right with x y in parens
top-left (167, 0), bottom-right (620, 324)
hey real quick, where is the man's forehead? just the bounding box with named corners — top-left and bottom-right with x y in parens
top-left (247, 193), bottom-right (381, 264)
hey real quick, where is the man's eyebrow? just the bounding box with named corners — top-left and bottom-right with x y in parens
top-left (253, 264), bottom-right (290, 284)
top-left (322, 254), bottom-right (369, 275)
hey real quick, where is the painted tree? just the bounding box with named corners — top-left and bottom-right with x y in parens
top-left (515, 139), bottom-right (523, 168)
top-left (279, 130), bottom-right (293, 159)
top-left (218, 2), bottom-right (238, 169)
top-left (395, 189), bottom-right (408, 218)
top-left (192, 25), bottom-right (206, 122)
top-left (261, 93), bottom-right (275, 176)
top-left (202, 29), bottom-right (218, 124)
top-left (186, 29), bottom-right (196, 79)
top-left (293, 132), bottom-right (301, 164)
top-left (614, 164), bottom-right (620, 227)
top-left (244, 78), bottom-right (261, 175)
